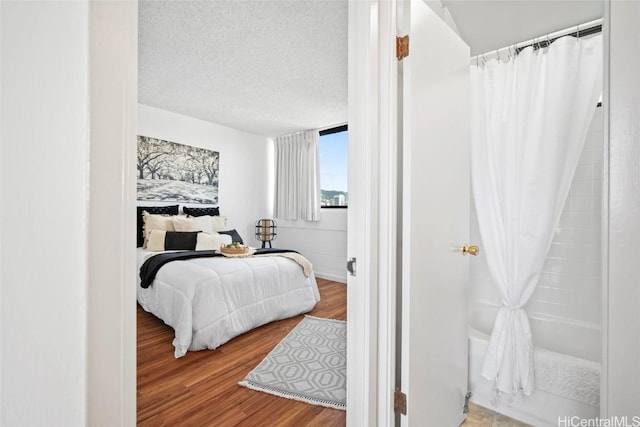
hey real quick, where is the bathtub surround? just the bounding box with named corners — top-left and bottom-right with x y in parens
top-left (469, 104), bottom-right (604, 426)
top-left (469, 328), bottom-right (599, 426)
top-left (470, 34), bottom-right (603, 400)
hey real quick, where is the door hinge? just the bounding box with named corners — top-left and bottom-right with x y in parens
top-left (394, 388), bottom-right (407, 415)
top-left (396, 35), bottom-right (409, 60)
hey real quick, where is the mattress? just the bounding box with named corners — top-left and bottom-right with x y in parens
top-left (136, 248), bottom-right (320, 358)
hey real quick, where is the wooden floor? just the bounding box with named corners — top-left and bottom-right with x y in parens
top-left (137, 278), bottom-right (347, 427)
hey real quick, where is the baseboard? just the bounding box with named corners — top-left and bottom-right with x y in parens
top-left (314, 271), bottom-right (347, 284)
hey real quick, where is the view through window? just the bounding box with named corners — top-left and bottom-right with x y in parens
top-left (319, 126), bottom-right (348, 207)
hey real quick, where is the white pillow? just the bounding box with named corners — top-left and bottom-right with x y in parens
top-left (173, 215), bottom-right (214, 233)
top-left (146, 230), bottom-right (167, 252)
top-left (171, 215), bottom-right (192, 231)
top-left (142, 211), bottom-right (175, 247)
top-left (192, 216), bottom-right (213, 233)
top-left (211, 215), bottom-right (227, 232)
top-left (195, 232), bottom-right (232, 251)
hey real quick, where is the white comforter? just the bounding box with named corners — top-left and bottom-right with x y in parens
top-left (137, 249), bottom-right (320, 358)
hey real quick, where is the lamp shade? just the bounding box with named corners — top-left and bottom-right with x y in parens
top-left (255, 219), bottom-right (277, 248)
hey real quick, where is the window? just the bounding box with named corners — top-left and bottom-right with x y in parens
top-left (319, 125), bottom-right (348, 207)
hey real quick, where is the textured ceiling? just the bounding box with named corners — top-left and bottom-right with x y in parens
top-left (139, 0), bottom-right (602, 137)
top-left (138, 0), bottom-right (348, 137)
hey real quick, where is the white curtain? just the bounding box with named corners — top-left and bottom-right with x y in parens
top-left (274, 130), bottom-right (321, 221)
top-left (470, 35), bottom-right (602, 400)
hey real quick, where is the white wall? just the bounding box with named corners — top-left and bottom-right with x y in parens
top-left (603, 0), bottom-right (640, 417)
top-left (1, 2), bottom-right (90, 425)
top-left (138, 104), bottom-right (273, 247)
top-left (276, 209), bottom-right (347, 283)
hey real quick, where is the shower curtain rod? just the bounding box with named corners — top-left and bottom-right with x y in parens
top-left (471, 18), bottom-right (603, 63)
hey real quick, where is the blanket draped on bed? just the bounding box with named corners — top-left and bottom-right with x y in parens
top-left (140, 248), bottom-right (303, 289)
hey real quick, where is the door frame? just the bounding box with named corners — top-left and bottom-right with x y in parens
top-left (88, 0), bottom-right (400, 423)
top-left (346, 0), bottom-right (398, 425)
top-left (95, 0), bottom-right (640, 423)
top-left (601, 0), bottom-right (640, 416)
top-left (87, 1), bottom-right (137, 424)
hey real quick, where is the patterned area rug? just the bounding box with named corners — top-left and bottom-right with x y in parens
top-left (238, 315), bottom-right (346, 410)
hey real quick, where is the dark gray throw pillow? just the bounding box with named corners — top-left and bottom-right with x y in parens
top-left (183, 206), bottom-right (220, 217)
top-left (164, 231), bottom-right (199, 250)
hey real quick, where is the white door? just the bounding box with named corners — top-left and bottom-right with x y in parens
top-left (400, 1), bottom-right (471, 425)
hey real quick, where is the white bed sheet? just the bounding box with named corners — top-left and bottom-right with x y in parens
top-left (136, 248), bottom-right (320, 358)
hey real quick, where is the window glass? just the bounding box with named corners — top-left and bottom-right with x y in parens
top-left (319, 129), bottom-right (348, 207)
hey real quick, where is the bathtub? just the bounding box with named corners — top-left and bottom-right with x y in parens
top-left (468, 305), bottom-right (600, 427)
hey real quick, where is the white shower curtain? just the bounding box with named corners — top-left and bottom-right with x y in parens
top-left (274, 129), bottom-right (321, 221)
top-left (471, 35), bottom-right (602, 400)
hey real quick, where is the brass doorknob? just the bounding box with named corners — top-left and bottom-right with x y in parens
top-left (461, 244), bottom-right (479, 256)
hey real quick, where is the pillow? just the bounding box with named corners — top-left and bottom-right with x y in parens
top-left (146, 230), bottom-right (167, 252)
top-left (136, 205), bottom-right (178, 247)
top-left (183, 206), bottom-right (220, 217)
top-left (146, 230), bottom-right (200, 252)
top-left (218, 229), bottom-right (244, 244)
top-left (142, 211), bottom-right (176, 247)
top-left (195, 232), bottom-right (232, 251)
top-left (172, 215), bottom-right (212, 233)
top-left (165, 231), bottom-right (199, 250)
top-left (211, 215), bottom-right (227, 232)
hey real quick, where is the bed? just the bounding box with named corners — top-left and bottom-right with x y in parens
top-left (136, 247), bottom-right (320, 358)
top-left (135, 206), bottom-right (321, 357)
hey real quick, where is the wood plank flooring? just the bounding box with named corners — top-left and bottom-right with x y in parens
top-left (137, 278), bottom-right (347, 427)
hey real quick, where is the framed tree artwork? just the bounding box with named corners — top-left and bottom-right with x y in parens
top-left (137, 135), bottom-right (219, 204)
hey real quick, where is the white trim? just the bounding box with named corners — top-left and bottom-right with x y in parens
top-left (601, 0), bottom-right (640, 416)
top-left (314, 272), bottom-right (347, 284)
top-left (347, 1), bottom-right (380, 425)
top-left (347, 0), bottom-right (400, 424)
top-left (600, 0), bottom-right (610, 417)
top-left (0, 2), bottom-right (3, 420)
top-left (347, 1), bottom-right (399, 425)
top-left (278, 225), bottom-right (346, 233)
top-left (377, 0), bottom-right (399, 425)
top-left (87, 1), bottom-right (137, 424)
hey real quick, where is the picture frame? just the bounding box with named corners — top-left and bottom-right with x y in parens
top-left (137, 135), bottom-right (219, 204)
